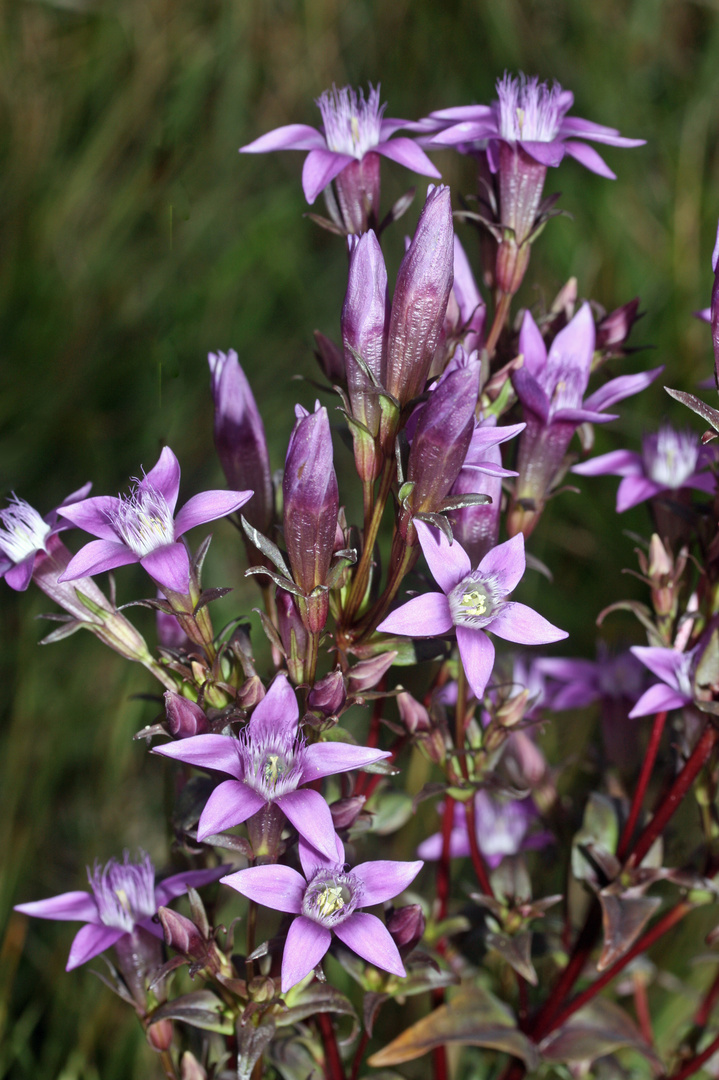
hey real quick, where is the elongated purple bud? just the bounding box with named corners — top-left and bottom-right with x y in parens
top-left (384, 185), bottom-right (454, 407)
top-left (342, 231), bottom-right (388, 437)
top-left (283, 404), bottom-right (339, 603)
top-left (307, 669), bottom-right (346, 717)
top-left (347, 650), bottom-right (397, 694)
top-left (164, 692), bottom-right (209, 738)
top-left (314, 331), bottom-right (345, 384)
top-left (276, 587), bottom-right (309, 684)
top-left (208, 350), bottom-right (273, 534)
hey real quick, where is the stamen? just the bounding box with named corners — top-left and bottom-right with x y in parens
top-left (643, 427), bottom-right (700, 489)
top-left (316, 84), bottom-right (385, 159)
top-left (0, 496), bottom-right (51, 564)
top-left (89, 852), bottom-right (156, 932)
top-left (496, 73), bottom-right (569, 144)
top-left (111, 483), bottom-right (175, 556)
top-left (302, 867), bottom-right (359, 928)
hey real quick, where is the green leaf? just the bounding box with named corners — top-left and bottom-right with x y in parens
top-left (237, 1014), bottom-right (276, 1080)
top-left (571, 794), bottom-right (620, 884)
top-left (664, 387), bottom-right (719, 433)
top-left (150, 990), bottom-right (232, 1034)
top-left (539, 997), bottom-right (663, 1073)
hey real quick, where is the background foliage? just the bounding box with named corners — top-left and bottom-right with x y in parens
top-left (3, 0), bottom-right (719, 1075)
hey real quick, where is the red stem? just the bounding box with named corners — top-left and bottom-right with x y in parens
top-left (317, 1013), bottom-right (345, 1080)
top-left (436, 797), bottom-right (455, 920)
top-left (633, 974), bottom-right (654, 1046)
top-left (617, 711), bottom-right (668, 860)
top-left (529, 904), bottom-right (602, 1039)
top-left (464, 796), bottom-right (495, 897)
top-left (694, 966), bottom-right (719, 1028)
top-left (668, 1030), bottom-right (719, 1080)
top-left (629, 724), bottom-right (718, 868)
top-left (349, 1031), bottom-right (369, 1080)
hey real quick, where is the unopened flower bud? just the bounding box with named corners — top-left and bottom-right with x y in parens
top-left (158, 906), bottom-right (206, 957)
top-left (313, 330), bottom-right (345, 384)
top-left (156, 605), bottom-right (191, 651)
top-left (164, 692), bottom-right (209, 738)
top-left (596, 297), bottom-right (640, 353)
top-left (330, 795), bottom-right (367, 829)
top-left (276, 588), bottom-right (309, 685)
top-left (237, 674), bottom-right (266, 710)
top-left (308, 669), bottom-right (347, 717)
top-left (343, 231), bottom-right (388, 435)
top-left (397, 691), bottom-right (431, 734)
top-left (387, 904), bottom-right (425, 955)
top-left (147, 1018), bottom-right (174, 1052)
top-left (347, 651), bottom-right (397, 693)
top-left (181, 1052), bottom-right (207, 1080)
top-left (334, 150), bottom-right (382, 234)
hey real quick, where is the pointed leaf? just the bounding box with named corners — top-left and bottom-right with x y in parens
top-left (485, 931), bottom-right (538, 985)
top-left (237, 1015), bottom-right (276, 1080)
top-left (539, 997), bottom-right (663, 1073)
top-left (150, 990), bottom-right (233, 1034)
top-left (597, 892), bottom-right (662, 971)
top-left (664, 387), bottom-right (719, 433)
top-left (241, 516), bottom-right (292, 577)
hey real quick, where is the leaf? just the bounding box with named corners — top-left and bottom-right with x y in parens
top-left (485, 931), bottom-right (538, 986)
top-left (571, 794), bottom-right (620, 885)
top-left (367, 984), bottom-right (539, 1070)
top-left (304, 211), bottom-right (347, 236)
top-left (151, 990), bottom-right (233, 1034)
top-left (237, 1014), bottom-right (276, 1080)
top-left (39, 619), bottom-right (87, 644)
top-left (191, 534), bottom-right (213, 579)
top-left (245, 565), bottom-right (304, 597)
top-left (193, 587), bottom-right (232, 614)
top-left (276, 983), bottom-right (358, 1044)
top-left (378, 186), bottom-right (415, 233)
top-left (241, 516), bottom-right (292, 577)
top-left (596, 600), bottom-right (662, 645)
top-left (664, 387), bottom-right (719, 433)
top-left (363, 992), bottom-right (389, 1036)
top-left (539, 997), bottom-right (663, 1073)
top-left (597, 892), bottom-right (662, 971)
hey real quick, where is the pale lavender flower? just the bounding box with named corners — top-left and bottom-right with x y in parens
top-left (153, 674), bottom-right (390, 859)
top-left (377, 522), bottom-right (567, 700)
top-left (221, 833), bottom-right (422, 992)
top-left (538, 648), bottom-right (645, 712)
top-left (14, 852), bottom-right (224, 971)
top-left (572, 425), bottom-right (715, 511)
top-left (0, 484), bottom-right (90, 591)
top-left (417, 792), bottom-right (550, 867)
top-left (58, 447), bottom-right (252, 594)
top-left (629, 646), bottom-right (697, 718)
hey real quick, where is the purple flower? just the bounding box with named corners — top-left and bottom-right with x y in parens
top-left (14, 852), bottom-right (225, 971)
top-left (628, 646), bottom-right (696, 718)
top-left (153, 674), bottom-right (390, 859)
top-left (240, 84), bottom-right (439, 215)
top-left (417, 793), bottom-right (550, 867)
top-left (0, 484), bottom-right (91, 591)
top-left (572, 426), bottom-right (715, 511)
top-left (377, 522), bottom-right (567, 700)
top-left (221, 833), bottom-right (422, 992)
top-left (538, 648), bottom-right (645, 712)
top-left (58, 447), bottom-right (252, 594)
top-left (441, 235), bottom-right (486, 362)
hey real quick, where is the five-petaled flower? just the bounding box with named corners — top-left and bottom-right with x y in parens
top-left (417, 792), bottom-right (551, 867)
top-left (0, 485), bottom-right (91, 591)
top-left (14, 852), bottom-right (225, 971)
top-left (57, 447), bottom-right (252, 593)
top-left (629, 646), bottom-right (697, 718)
top-left (377, 521), bottom-right (567, 700)
top-left (222, 833), bottom-right (422, 992)
top-left (153, 673), bottom-right (391, 859)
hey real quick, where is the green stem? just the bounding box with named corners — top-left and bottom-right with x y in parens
top-left (343, 458), bottom-right (394, 625)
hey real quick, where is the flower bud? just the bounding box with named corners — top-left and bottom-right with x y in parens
top-left (330, 795), bottom-right (367, 829)
top-left (313, 330), bottom-right (345, 384)
top-left (276, 588), bottom-right (309, 685)
top-left (164, 692), bottom-right (208, 738)
top-left (181, 1052), bottom-right (207, 1080)
top-left (308, 669), bottom-right (347, 717)
top-left (147, 1019), bottom-right (174, 1052)
top-left (397, 690), bottom-right (431, 734)
top-left (236, 674), bottom-right (266, 710)
top-left (158, 906), bottom-right (206, 957)
top-left (447, 423), bottom-right (503, 566)
top-left (334, 151), bottom-right (382, 234)
top-left (347, 651), bottom-right (397, 694)
top-left (387, 904), bottom-right (425, 955)
top-left (156, 605), bottom-right (191, 651)
top-left (343, 231), bottom-right (388, 434)
top-left (596, 298), bottom-right (640, 353)
top-left (383, 185), bottom-right (454, 410)
top-left (208, 350), bottom-right (273, 534)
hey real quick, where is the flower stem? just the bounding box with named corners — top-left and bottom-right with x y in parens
top-left (484, 291), bottom-right (512, 359)
top-left (317, 1013), bottom-right (345, 1080)
top-left (668, 1031), bottom-right (719, 1080)
top-left (343, 458), bottom-right (394, 624)
top-left (617, 710), bottom-right (668, 860)
top-left (464, 796), bottom-right (494, 897)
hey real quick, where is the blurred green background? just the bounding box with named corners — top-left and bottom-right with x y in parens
top-left (3, 0), bottom-right (719, 1075)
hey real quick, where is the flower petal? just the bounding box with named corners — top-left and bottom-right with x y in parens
top-left (302, 148), bottom-right (355, 204)
top-left (414, 519), bottom-right (470, 594)
top-left (572, 450), bottom-right (642, 478)
top-left (174, 490), bottom-right (253, 538)
top-left (59, 539), bottom-right (139, 581)
top-left (376, 137), bottom-right (441, 178)
top-left (298, 833), bottom-right (345, 879)
top-left (58, 496), bottom-right (122, 541)
top-left (300, 743), bottom-right (392, 783)
top-left (512, 368), bottom-right (550, 422)
top-left (221, 865), bottom-right (305, 914)
top-left (5, 553), bottom-right (35, 591)
top-left (456, 625), bottom-right (495, 699)
top-left (152, 733), bottom-right (243, 776)
top-left (66, 923), bottom-right (124, 970)
top-left (198, 780), bottom-right (266, 840)
top-left (519, 139), bottom-right (565, 167)
top-left (518, 309), bottom-right (547, 377)
top-left (140, 543), bottom-right (191, 592)
top-left (377, 592), bottom-right (453, 638)
top-left (334, 912), bottom-right (405, 977)
top-left (351, 860), bottom-right (423, 906)
top-left (417, 826), bottom-right (470, 860)
top-left (14, 891), bottom-right (98, 922)
top-left (616, 476), bottom-right (662, 512)
top-left (248, 672), bottom-right (298, 742)
top-left (240, 124), bottom-right (326, 154)
top-left (562, 139), bottom-right (616, 178)
top-left (630, 646), bottom-right (686, 688)
top-left (477, 533), bottom-right (526, 595)
top-left (142, 447), bottom-right (181, 512)
top-left (154, 866), bottom-right (228, 907)
top-left (488, 602), bottom-right (568, 645)
top-left (629, 683), bottom-right (691, 718)
top-left (281, 916), bottom-right (332, 992)
top-left (276, 788), bottom-right (338, 860)
top-left (582, 368), bottom-right (663, 413)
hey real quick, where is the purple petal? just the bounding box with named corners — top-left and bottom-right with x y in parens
top-left (140, 543), bottom-right (190, 592)
top-left (276, 788), bottom-right (338, 860)
top-left (376, 137), bottom-right (441, 178)
top-left (562, 140), bottom-right (616, 178)
top-left (197, 780), bottom-right (266, 840)
top-left (14, 891), bottom-right (98, 922)
top-left (552, 407), bottom-right (616, 425)
top-left (174, 490), bottom-right (252, 538)
top-left (248, 672), bottom-right (298, 742)
top-left (616, 476), bottom-right (663, 512)
top-left (379, 117), bottom-right (410, 139)
top-left (352, 860), bottom-right (423, 906)
top-left (583, 368), bottom-right (663, 413)
top-left (518, 310), bottom-right (547, 377)
top-left (518, 139), bottom-right (565, 167)
top-left (66, 923), bottom-right (124, 970)
top-left (298, 833), bottom-right (345, 879)
top-left (512, 368), bottom-right (550, 422)
top-left (377, 592), bottom-right (453, 637)
top-left (142, 447), bottom-right (182, 511)
top-left (630, 646), bottom-right (685, 688)
top-left (221, 865), bottom-right (305, 913)
top-left (559, 116), bottom-right (645, 147)
top-left (59, 539), bottom-right (139, 581)
top-left (456, 626), bottom-right (495, 699)
top-left (302, 148), bottom-right (355, 204)
top-left (300, 743), bottom-right (392, 783)
top-left (417, 826), bottom-right (470, 860)
top-left (334, 912), bottom-right (405, 977)
top-left (548, 302), bottom-right (595, 376)
top-left (415, 519), bottom-right (471, 594)
top-left (487, 602), bottom-right (568, 645)
top-left (154, 866), bottom-right (227, 906)
top-left (240, 124), bottom-right (326, 154)
top-left (429, 120), bottom-right (496, 145)
top-left (572, 450), bottom-right (642, 478)
top-left (152, 733), bottom-right (243, 776)
top-left (689, 472), bottom-right (717, 496)
top-left (477, 533), bottom-right (526, 595)
top-left (281, 916), bottom-right (332, 992)
top-left (58, 496), bottom-right (122, 541)
top-left (5, 554), bottom-right (35, 591)
top-left (629, 683), bottom-right (691, 718)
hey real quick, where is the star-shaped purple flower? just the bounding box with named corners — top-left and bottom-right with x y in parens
top-left (240, 83), bottom-right (439, 205)
top-left (0, 484), bottom-right (91, 591)
top-left (628, 646), bottom-right (696, 718)
top-left (377, 522), bottom-right (568, 700)
top-left (573, 425), bottom-right (716, 511)
top-left (222, 833), bottom-right (422, 992)
top-left (14, 851), bottom-right (225, 971)
top-left (417, 792), bottom-right (550, 867)
top-left (57, 447), bottom-right (252, 593)
top-left (153, 673), bottom-right (391, 859)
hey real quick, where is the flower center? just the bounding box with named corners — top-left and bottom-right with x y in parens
top-left (111, 483), bottom-right (175, 556)
top-left (89, 852), bottom-right (156, 932)
top-left (239, 729), bottom-right (304, 801)
top-left (0, 496), bottom-right (51, 564)
top-left (642, 427), bottom-right (700, 489)
top-left (448, 572), bottom-right (498, 628)
top-left (317, 84), bottom-right (385, 159)
top-left (495, 73), bottom-right (570, 144)
top-left (302, 867), bottom-right (360, 928)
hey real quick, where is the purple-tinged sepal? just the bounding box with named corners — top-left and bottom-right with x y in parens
top-left (307, 669), bottom-right (347, 719)
top-left (165, 692), bottom-right (209, 738)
